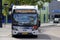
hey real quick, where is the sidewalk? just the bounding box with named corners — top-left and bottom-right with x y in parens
top-left (0, 24), bottom-right (11, 36)
top-left (41, 22), bottom-right (54, 27)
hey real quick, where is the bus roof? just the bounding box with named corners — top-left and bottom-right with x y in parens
top-left (12, 5), bottom-right (38, 10)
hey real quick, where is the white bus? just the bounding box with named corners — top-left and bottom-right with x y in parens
top-left (12, 5), bottom-right (40, 38)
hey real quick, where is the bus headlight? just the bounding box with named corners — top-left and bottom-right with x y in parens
top-left (55, 18), bottom-right (59, 21)
top-left (13, 26), bottom-right (18, 31)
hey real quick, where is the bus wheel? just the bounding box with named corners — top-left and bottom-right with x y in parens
top-left (53, 21), bottom-right (59, 23)
top-left (12, 34), bottom-right (16, 37)
top-left (33, 35), bottom-right (38, 38)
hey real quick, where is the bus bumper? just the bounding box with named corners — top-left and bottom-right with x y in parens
top-left (12, 30), bottom-right (40, 35)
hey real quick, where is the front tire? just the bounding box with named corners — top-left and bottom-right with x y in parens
top-left (12, 34), bottom-right (16, 37)
top-left (53, 21), bottom-right (59, 23)
top-left (33, 35), bottom-right (38, 38)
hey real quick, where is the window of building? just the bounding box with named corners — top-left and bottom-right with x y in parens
top-left (42, 7), bottom-right (45, 10)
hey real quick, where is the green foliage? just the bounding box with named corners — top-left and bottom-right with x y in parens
top-left (2, 0), bottom-right (51, 8)
top-left (2, 0), bottom-right (51, 16)
top-left (40, 0), bottom-right (51, 3)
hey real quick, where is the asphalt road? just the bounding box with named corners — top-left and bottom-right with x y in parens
top-left (0, 23), bottom-right (60, 40)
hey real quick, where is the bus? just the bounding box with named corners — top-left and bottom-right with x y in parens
top-left (12, 5), bottom-right (40, 37)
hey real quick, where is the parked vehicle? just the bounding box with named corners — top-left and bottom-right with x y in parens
top-left (53, 14), bottom-right (60, 23)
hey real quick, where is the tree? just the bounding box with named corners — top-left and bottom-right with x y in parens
top-left (2, 0), bottom-right (51, 9)
top-left (2, 0), bottom-right (51, 23)
top-left (2, 0), bottom-right (51, 15)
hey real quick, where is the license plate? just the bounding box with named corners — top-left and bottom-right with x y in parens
top-left (22, 32), bottom-right (28, 35)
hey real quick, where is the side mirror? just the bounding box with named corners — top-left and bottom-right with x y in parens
top-left (37, 20), bottom-right (40, 27)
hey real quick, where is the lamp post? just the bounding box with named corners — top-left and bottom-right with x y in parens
top-left (4, 3), bottom-right (8, 24)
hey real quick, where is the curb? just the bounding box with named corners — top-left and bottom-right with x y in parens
top-left (41, 23), bottom-right (54, 27)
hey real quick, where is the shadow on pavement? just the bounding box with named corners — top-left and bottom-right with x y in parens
top-left (38, 34), bottom-right (51, 39)
top-left (12, 34), bottom-right (51, 40)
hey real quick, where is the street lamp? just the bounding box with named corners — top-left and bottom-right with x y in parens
top-left (4, 3), bottom-right (8, 7)
top-left (4, 3), bottom-right (8, 24)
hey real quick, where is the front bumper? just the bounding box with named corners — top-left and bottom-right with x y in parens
top-left (53, 21), bottom-right (59, 23)
top-left (12, 30), bottom-right (40, 35)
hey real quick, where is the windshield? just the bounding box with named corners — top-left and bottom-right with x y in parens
top-left (13, 13), bottom-right (37, 25)
top-left (54, 15), bottom-right (60, 18)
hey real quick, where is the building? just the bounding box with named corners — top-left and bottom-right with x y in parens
top-left (40, 2), bottom-right (49, 23)
top-left (49, 0), bottom-right (60, 21)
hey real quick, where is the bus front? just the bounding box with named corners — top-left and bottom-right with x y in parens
top-left (12, 9), bottom-right (39, 37)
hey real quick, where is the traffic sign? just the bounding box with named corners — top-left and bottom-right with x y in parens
top-left (52, 10), bottom-right (60, 13)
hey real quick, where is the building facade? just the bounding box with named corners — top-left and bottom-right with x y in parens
top-left (40, 2), bottom-right (49, 23)
top-left (49, 0), bottom-right (60, 21)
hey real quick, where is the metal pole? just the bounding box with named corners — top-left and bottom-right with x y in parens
top-left (4, 3), bottom-right (8, 24)
top-left (47, 3), bottom-right (49, 23)
top-left (5, 7), bottom-right (8, 24)
top-left (6, 12), bottom-right (8, 24)
top-left (40, 9), bottom-right (41, 23)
